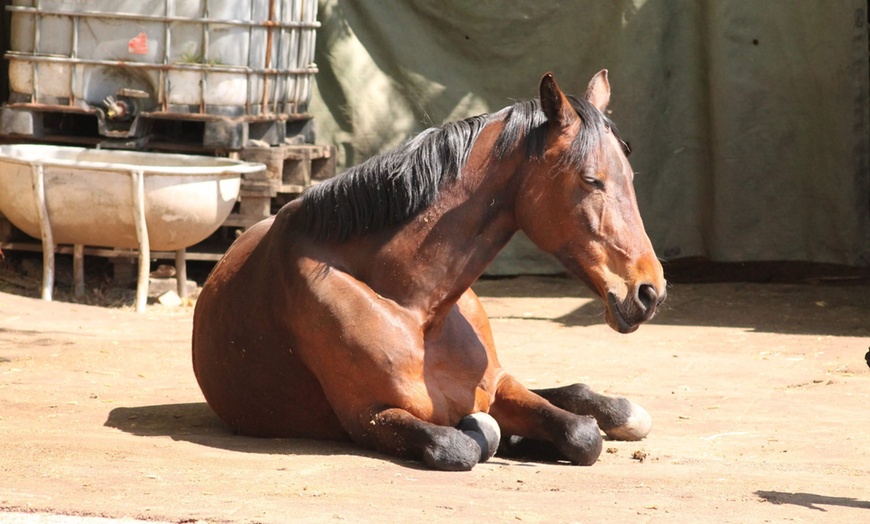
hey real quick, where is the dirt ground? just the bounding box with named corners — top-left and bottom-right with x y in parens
top-left (1, 269), bottom-right (869, 523)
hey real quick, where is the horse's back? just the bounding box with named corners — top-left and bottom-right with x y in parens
top-left (192, 209), bottom-right (347, 440)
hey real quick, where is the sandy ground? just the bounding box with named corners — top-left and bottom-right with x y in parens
top-left (1, 275), bottom-right (868, 523)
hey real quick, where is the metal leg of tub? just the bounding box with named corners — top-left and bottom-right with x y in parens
top-left (175, 249), bottom-right (187, 300)
top-left (131, 170), bottom-right (150, 313)
top-left (31, 163), bottom-right (54, 301)
top-left (73, 244), bottom-right (85, 298)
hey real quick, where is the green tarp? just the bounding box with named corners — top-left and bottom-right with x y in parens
top-left (309, 0), bottom-right (870, 272)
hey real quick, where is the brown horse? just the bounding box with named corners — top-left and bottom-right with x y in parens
top-left (192, 71), bottom-right (666, 470)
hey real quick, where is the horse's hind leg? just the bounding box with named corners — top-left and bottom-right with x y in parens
top-left (533, 383), bottom-right (652, 441)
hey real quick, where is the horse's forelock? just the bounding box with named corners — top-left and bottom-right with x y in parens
top-left (493, 94), bottom-right (623, 173)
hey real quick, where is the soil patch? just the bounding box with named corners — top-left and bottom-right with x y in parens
top-left (1, 264), bottom-right (868, 523)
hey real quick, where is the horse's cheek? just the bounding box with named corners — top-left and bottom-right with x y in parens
top-left (515, 174), bottom-right (568, 249)
top-left (575, 195), bottom-right (603, 238)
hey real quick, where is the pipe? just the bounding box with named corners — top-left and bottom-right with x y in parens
top-left (5, 5), bottom-right (321, 29)
top-left (4, 52), bottom-right (318, 76)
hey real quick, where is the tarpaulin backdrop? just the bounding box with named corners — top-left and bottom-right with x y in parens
top-left (308, 0), bottom-right (870, 273)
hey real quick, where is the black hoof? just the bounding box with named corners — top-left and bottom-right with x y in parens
top-left (422, 429), bottom-right (481, 471)
top-left (558, 416), bottom-right (603, 466)
top-left (497, 417), bottom-right (602, 466)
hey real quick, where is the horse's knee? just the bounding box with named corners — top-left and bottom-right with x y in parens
top-left (535, 383), bottom-right (595, 414)
top-left (559, 383), bottom-right (595, 407)
top-left (458, 412), bottom-right (501, 463)
top-left (557, 416), bottom-right (603, 466)
top-left (422, 428), bottom-right (482, 471)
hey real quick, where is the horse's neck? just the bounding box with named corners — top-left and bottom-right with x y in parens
top-left (364, 131), bottom-right (522, 325)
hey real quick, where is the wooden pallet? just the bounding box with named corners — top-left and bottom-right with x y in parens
top-left (0, 104), bottom-right (314, 152)
top-left (224, 143), bottom-right (337, 228)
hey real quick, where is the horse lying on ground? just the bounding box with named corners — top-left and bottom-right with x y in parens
top-left (192, 71), bottom-right (667, 470)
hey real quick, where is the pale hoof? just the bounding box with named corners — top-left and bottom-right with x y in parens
top-left (603, 402), bottom-right (652, 441)
top-left (458, 412), bottom-right (501, 462)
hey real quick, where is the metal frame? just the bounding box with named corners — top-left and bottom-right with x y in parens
top-left (5, 0), bottom-right (320, 117)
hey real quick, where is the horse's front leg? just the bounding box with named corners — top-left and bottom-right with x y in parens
top-left (489, 374), bottom-right (603, 465)
top-left (533, 383), bottom-right (652, 441)
top-left (358, 408), bottom-right (500, 471)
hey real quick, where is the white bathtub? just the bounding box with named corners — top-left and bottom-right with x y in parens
top-left (0, 144), bottom-right (264, 310)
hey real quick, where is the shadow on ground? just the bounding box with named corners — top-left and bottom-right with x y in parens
top-left (105, 403), bottom-right (359, 456)
top-left (104, 403), bottom-right (441, 470)
top-left (472, 262), bottom-right (870, 338)
top-left (755, 491), bottom-right (870, 512)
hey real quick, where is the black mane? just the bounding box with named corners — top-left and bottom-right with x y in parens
top-left (299, 95), bottom-right (621, 242)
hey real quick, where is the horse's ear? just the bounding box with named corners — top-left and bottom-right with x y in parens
top-left (585, 69), bottom-right (611, 112)
top-left (539, 72), bottom-right (575, 126)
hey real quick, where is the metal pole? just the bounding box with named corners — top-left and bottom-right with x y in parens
top-left (73, 244), bottom-right (84, 297)
top-left (31, 163), bottom-right (54, 301)
top-left (201, 0), bottom-right (210, 114)
top-left (261, 0), bottom-right (276, 114)
top-left (174, 249), bottom-right (187, 299)
top-left (131, 169), bottom-right (150, 313)
top-left (70, 13), bottom-right (78, 106)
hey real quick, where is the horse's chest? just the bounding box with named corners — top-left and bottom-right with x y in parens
top-left (419, 317), bottom-right (499, 421)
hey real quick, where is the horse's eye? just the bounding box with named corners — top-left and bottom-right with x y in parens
top-left (582, 175), bottom-right (605, 190)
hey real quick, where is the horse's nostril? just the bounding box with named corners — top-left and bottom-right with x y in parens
top-left (637, 284), bottom-right (658, 312)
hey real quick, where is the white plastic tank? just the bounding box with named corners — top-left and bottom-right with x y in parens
top-left (6, 0), bottom-right (319, 117)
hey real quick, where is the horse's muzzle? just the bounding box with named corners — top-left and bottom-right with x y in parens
top-left (605, 284), bottom-right (666, 334)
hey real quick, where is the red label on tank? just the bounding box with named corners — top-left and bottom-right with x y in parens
top-left (128, 32), bottom-right (148, 55)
